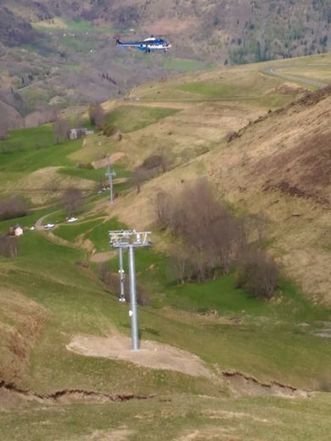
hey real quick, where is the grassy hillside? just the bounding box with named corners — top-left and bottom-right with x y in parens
top-left (0, 54), bottom-right (330, 439)
top-left (109, 54), bottom-right (331, 304)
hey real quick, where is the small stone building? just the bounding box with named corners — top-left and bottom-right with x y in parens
top-left (69, 128), bottom-right (94, 140)
top-left (9, 225), bottom-right (24, 237)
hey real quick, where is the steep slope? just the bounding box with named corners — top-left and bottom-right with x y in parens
top-left (0, 6), bottom-right (41, 47)
top-left (110, 76), bottom-right (331, 303)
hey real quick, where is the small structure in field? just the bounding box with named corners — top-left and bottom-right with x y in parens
top-left (9, 225), bottom-right (24, 237)
top-left (69, 128), bottom-right (94, 140)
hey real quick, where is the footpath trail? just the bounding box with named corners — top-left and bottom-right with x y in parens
top-left (262, 66), bottom-right (329, 89)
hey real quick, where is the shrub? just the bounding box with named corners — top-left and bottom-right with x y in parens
top-left (53, 117), bottom-right (70, 143)
top-left (156, 178), bottom-right (278, 296)
top-left (142, 154), bottom-right (169, 172)
top-left (88, 103), bottom-right (105, 129)
top-left (61, 187), bottom-right (84, 217)
top-left (0, 195), bottom-right (28, 221)
top-left (236, 248), bottom-right (279, 299)
top-left (102, 124), bottom-right (118, 137)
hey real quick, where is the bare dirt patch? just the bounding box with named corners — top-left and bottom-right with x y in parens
top-left (66, 334), bottom-right (212, 378)
top-left (80, 429), bottom-right (135, 441)
top-left (92, 152), bottom-right (126, 169)
top-left (222, 371), bottom-right (309, 398)
top-left (176, 426), bottom-right (237, 441)
top-left (0, 381), bottom-right (152, 409)
top-left (89, 252), bottom-right (113, 263)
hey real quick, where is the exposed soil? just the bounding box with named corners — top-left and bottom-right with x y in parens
top-left (0, 381), bottom-right (152, 410)
top-left (89, 251), bottom-right (113, 263)
top-left (80, 429), bottom-right (135, 441)
top-left (221, 371), bottom-right (310, 398)
top-left (66, 334), bottom-right (213, 379)
top-left (92, 152), bottom-right (126, 169)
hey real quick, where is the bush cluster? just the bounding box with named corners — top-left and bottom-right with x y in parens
top-left (0, 196), bottom-right (28, 221)
top-left (156, 179), bottom-right (278, 299)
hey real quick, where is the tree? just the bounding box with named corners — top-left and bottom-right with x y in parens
top-left (88, 103), bottom-right (105, 129)
top-left (53, 117), bottom-right (70, 143)
top-left (157, 179), bottom-right (246, 281)
top-left (131, 167), bottom-right (149, 194)
top-left (236, 248), bottom-right (279, 299)
top-left (61, 188), bottom-right (84, 217)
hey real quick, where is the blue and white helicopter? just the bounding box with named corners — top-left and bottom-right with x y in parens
top-left (116, 36), bottom-right (171, 53)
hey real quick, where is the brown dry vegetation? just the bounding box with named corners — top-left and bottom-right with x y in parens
top-left (7, 167), bottom-right (96, 205)
top-left (72, 101), bottom-right (263, 169)
top-left (0, 289), bottom-right (46, 383)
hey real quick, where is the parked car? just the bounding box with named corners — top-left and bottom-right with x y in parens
top-left (43, 223), bottom-right (55, 230)
top-left (67, 217), bottom-right (78, 223)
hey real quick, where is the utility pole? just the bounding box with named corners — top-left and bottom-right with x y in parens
top-left (109, 230), bottom-right (152, 351)
top-left (105, 157), bottom-right (117, 204)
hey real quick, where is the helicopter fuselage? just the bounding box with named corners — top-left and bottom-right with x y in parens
top-left (116, 37), bottom-right (171, 53)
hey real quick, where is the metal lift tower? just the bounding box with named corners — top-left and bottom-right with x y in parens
top-left (105, 158), bottom-right (117, 204)
top-left (109, 230), bottom-right (151, 351)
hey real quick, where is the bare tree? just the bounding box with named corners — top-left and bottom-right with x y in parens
top-left (155, 190), bottom-right (171, 229)
top-left (157, 179), bottom-right (246, 282)
top-left (53, 117), bottom-right (70, 143)
top-left (61, 188), bottom-right (84, 217)
top-left (89, 103), bottom-right (105, 129)
top-left (131, 166), bottom-right (149, 194)
top-left (236, 248), bottom-right (279, 299)
top-left (155, 178), bottom-right (279, 292)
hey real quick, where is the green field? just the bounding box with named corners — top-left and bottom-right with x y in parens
top-left (0, 126), bottom-right (82, 173)
top-left (104, 105), bottom-right (179, 133)
top-left (1, 393), bottom-right (331, 441)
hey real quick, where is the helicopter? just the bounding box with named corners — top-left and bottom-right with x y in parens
top-left (116, 36), bottom-right (171, 53)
